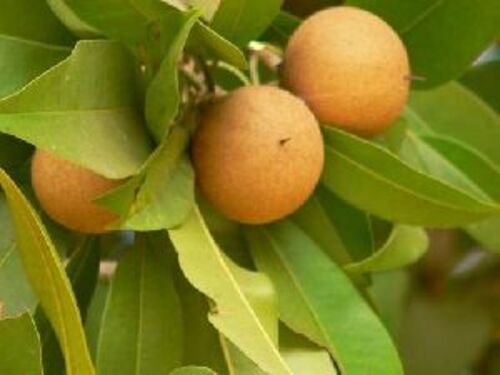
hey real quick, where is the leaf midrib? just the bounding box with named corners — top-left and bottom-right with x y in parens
top-left (260, 227), bottom-right (344, 373)
top-left (325, 144), bottom-right (497, 214)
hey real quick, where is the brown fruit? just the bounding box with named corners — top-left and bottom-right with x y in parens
top-left (31, 150), bottom-right (121, 233)
top-left (192, 85), bottom-right (324, 224)
top-left (282, 6), bottom-right (410, 136)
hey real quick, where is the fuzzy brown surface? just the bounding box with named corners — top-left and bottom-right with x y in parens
top-left (283, 6), bottom-right (410, 136)
top-left (31, 150), bottom-right (121, 233)
top-left (192, 85), bottom-right (324, 224)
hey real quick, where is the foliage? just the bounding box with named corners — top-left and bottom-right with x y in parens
top-left (0, 0), bottom-right (499, 374)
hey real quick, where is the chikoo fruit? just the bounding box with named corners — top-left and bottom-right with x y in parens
top-left (192, 85), bottom-right (324, 224)
top-left (31, 150), bottom-right (121, 233)
top-left (282, 6), bottom-right (410, 136)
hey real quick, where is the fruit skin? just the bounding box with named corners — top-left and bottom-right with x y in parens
top-left (282, 6), bottom-right (410, 136)
top-left (192, 85), bottom-right (324, 224)
top-left (31, 150), bottom-right (121, 233)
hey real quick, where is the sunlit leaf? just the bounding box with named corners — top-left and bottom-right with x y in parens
top-left (0, 168), bottom-right (94, 375)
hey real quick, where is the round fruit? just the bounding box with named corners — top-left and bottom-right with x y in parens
top-left (31, 150), bottom-right (121, 233)
top-left (192, 85), bottom-right (324, 224)
top-left (282, 6), bottom-right (410, 136)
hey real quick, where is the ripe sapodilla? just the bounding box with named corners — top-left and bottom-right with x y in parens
top-left (283, 6), bottom-right (410, 136)
top-left (192, 85), bottom-right (324, 224)
top-left (31, 150), bottom-right (121, 233)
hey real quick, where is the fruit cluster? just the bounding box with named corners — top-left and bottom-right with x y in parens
top-left (31, 6), bottom-right (410, 232)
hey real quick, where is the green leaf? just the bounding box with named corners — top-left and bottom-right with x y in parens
top-left (211, 0), bottom-right (284, 47)
top-left (47, 0), bottom-right (101, 38)
top-left (291, 194), bottom-right (353, 266)
top-left (85, 280), bottom-right (110, 362)
top-left (261, 11), bottom-right (301, 47)
top-left (168, 207), bottom-right (292, 375)
top-left (347, 0), bottom-right (500, 88)
top-left (0, 168), bottom-right (94, 375)
top-left (175, 268), bottom-right (228, 374)
top-left (0, 194), bottom-right (37, 317)
top-left (0, 40), bottom-right (152, 179)
top-left (400, 107), bottom-right (500, 253)
top-left (0, 36), bottom-right (70, 99)
top-left (53, 0), bottom-right (158, 43)
top-left (316, 186), bottom-right (374, 262)
top-left (398, 133), bottom-right (496, 203)
top-left (35, 237), bottom-right (100, 375)
top-left (345, 225), bottom-right (428, 273)
top-left (100, 127), bottom-right (194, 230)
top-left (467, 215), bottom-right (500, 253)
top-left (320, 126), bottom-right (499, 227)
top-left (170, 367), bottom-right (217, 375)
top-left (0, 0), bottom-right (75, 45)
top-left (163, 0), bottom-right (221, 21)
top-left (0, 313), bottom-right (43, 375)
top-left (188, 22), bottom-right (248, 70)
top-left (280, 327), bottom-right (337, 375)
top-left (0, 244), bottom-right (36, 317)
top-left (245, 220), bottom-right (403, 374)
top-left (145, 10), bottom-right (200, 141)
top-left (460, 60), bottom-right (500, 113)
top-left (96, 235), bottom-right (183, 375)
top-left (408, 82), bottom-right (500, 165)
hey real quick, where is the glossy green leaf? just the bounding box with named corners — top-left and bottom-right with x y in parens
top-left (461, 60), bottom-right (500, 113)
top-left (316, 186), bottom-right (374, 262)
top-left (400, 108), bottom-right (500, 252)
top-left (100, 127), bottom-right (194, 230)
top-left (47, 0), bottom-right (101, 38)
top-left (0, 40), bottom-right (152, 179)
top-left (408, 82), bottom-right (500, 165)
top-left (212, 0), bottom-right (284, 47)
top-left (175, 269), bottom-right (228, 374)
top-left (261, 11), bottom-right (300, 46)
top-left (346, 225), bottom-right (428, 273)
top-left (0, 0), bottom-right (75, 45)
top-left (55, 0), bottom-right (160, 44)
top-left (291, 194), bottom-right (352, 266)
top-left (0, 313), bottom-right (43, 375)
top-left (163, 0), bottom-right (220, 21)
top-left (321, 127), bottom-right (499, 227)
top-left (280, 327), bottom-right (337, 375)
top-left (146, 10), bottom-right (200, 141)
top-left (36, 237), bottom-right (100, 375)
top-left (0, 36), bottom-right (70, 98)
top-left (246, 220), bottom-right (403, 374)
top-left (85, 280), bottom-right (110, 362)
top-left (0, 245), bottom-right (36, 317)
top-left (96, 235), bottom-right (183, 375)
top-left (170, 367), bottom-right (217, 375)
top-left (0, 194), bottom-right (36, 317)
top-left (347, 0), bottom-right (500, 88)
top-left (403, 134), bottom-right (500, 202)
top-left (0, 168), bottom-right (94, 375)
top-left (168, 207), bottom-right (292, 375)
top-left (188, 23), bottom-right (248, 70)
